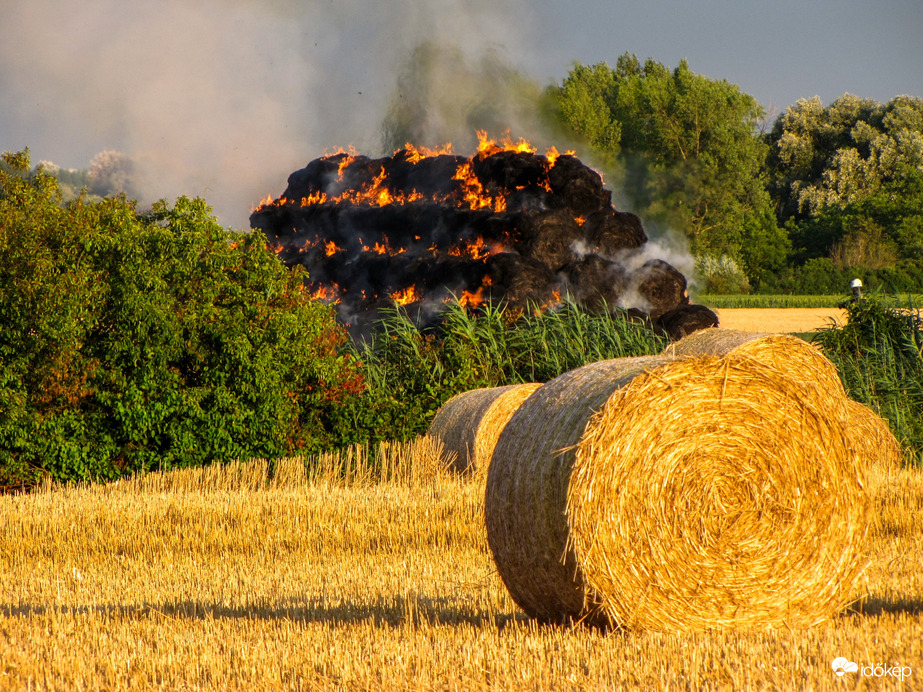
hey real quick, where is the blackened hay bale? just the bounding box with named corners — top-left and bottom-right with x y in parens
top-left (427, 383), bottom-right (542, 474)
top-left (485, 353), bottom-right (870, 631)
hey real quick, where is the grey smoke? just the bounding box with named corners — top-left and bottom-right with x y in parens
top-left (0, 0), bottom-right (537, 229)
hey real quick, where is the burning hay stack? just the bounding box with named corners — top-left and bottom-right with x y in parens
top-left (250, 133), bottom-right (713, 337)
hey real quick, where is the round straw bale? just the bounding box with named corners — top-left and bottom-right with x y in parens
top-left (427, 383), bottom-right (542, 474)
top-left (846, 399), bottom-right (902, 471)
top-left (664, 328), bottom-right (892, 472)
top-left (662, 328), bottom-right (847, 399)
top-left (486, 353), bottom-right (869, 631)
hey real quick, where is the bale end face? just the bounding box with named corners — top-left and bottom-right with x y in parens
top-left (485, 352), bottom-right (871, 631)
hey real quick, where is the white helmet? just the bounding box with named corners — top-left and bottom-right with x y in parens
top-left (851, 278), bottom-right (863, 289)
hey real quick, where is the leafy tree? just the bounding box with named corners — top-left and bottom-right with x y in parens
top-left (767, 94), bottom-right (923, 222)
top-left (0, 151), bottom-right (363, 488)
top-left (550, 55), bottom-right (787, 286)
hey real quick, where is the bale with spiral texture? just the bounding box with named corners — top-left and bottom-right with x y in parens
top-left (665, 328), bottom-right (901, 471)
top-left (485, 353), bottom-right (870, 630)
top-left (427, 383), bottom-right (541, 474)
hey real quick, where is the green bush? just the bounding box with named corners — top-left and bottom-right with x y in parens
top-left (694, 255), bottom-right (751, 295)
top-left (0, 151), bottom-right (362, 488)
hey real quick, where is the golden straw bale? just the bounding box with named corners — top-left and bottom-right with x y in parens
top-left (662, 327), bottom-right (847, 399)
top-left (846, 399), bottom-right (903, 472)
top-left (486, 353), bottom-right (870, 631)
top-left (427, 383), bottom-right (542, 474)
top-left (664, 327), bottom-right (902, 471)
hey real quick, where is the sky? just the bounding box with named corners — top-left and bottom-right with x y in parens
top-left (1, 0), bottom-right (921, 230)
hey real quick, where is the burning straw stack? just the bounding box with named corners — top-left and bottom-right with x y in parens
top-left (483, 330), bottom-right (874, 631)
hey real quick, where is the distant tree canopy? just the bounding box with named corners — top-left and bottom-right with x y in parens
top-left (549, 54), bottom-right (788, 286)
top-left (548, 55), bottom-right (923, 293)
top-left (763, 94), bottom-right (923, 293)
top-left (766, 94), bottom-right (923, 222)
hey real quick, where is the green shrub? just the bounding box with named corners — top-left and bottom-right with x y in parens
top-left (0, 151), bottom-right (362, 488)
top-left (694, 255), bottom-right (751, 295)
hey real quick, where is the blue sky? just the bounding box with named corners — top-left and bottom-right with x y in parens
top-left (530, 0), bottom-right (923, 117)
top-left (1, 0), bottom-right (920, 228)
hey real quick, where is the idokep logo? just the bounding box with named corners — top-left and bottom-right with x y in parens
top-left (832, 657), bottom-right (913, 681)
top-left (831, 658), bottom-right (858, 677)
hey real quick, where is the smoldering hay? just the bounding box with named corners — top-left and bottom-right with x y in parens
top-left (250, 134), bottom-right (716, 338)
top-left (484, 349), bottom-right (871, 631)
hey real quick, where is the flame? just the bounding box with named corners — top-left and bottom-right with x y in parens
top-left (325, 240), bottom-right (343, 256)
top-left (476, 129), bottom-right (536, 157)
top-left (448, 236), bottom-right (504, 261)
top-left (403, 142), bottom-right (454, 163)
top-left (391, 285), bottom-right (422, 305)
top-left (574, 216), bottom-right (586, 226)
top-left (452, 162), bottom-right (507, 212)
top-left (458, 286), bottom-right (486, 309)
top-left (254, 132), bottom-right (578, 216)
top-left (545, 146), bottom-right (576, 166)
top-left (301, 191), bottom-right (328, 206)
top-left (308, 283), bottom-right (340, 303)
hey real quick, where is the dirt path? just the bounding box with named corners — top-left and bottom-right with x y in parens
top-left (713, 308), bottom-right (846, 334)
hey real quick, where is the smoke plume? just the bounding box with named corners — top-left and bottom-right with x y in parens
top-left (0, 0), bottom-right (538, 229)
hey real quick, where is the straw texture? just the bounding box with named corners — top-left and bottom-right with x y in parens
top-left (846, 399), bottom-right (903, 472)
top-left (427, 383), bottom-right (542, 474)
top-left (485, 352), bottom-right (870, 631)
top-left (663, 328), bottom-right (847, 398)
top-left (484, 356), bottom-right (676, 624)
top-left (664, 327), bottom-right (901, 471)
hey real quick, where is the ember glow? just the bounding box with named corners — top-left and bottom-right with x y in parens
top-left (251, 131), bottom-right (692, 338)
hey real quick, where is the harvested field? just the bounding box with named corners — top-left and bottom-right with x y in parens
top-left (714, 307), bottom-right (846, 333)
top-left (0, 449), bottom-right (920, 690)
top-left (0, 447), bottom-right (921, 690)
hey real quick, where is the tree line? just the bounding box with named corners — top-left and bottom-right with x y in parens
top-left (546, 54), bottom-right (923, 295)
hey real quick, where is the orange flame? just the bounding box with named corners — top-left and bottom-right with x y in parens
top-left (255, 132), bottom-right (579, 214)
top-left (309, 283), bottom-right (340, 303)
top-left (448, 236), bottom-right (504, 261)
top-left (458, 286), bottom-right (486, 309)
top-left (301, 191), bottom-right (327, 206)
top-left (325, 241), bottom-right (343, 256)
top-left (452, 162), bottom-right (507, 212)
top-left (402, 142), bottom-right (454, 163)
top-left (545, 145), bottom-right (576, 166)
top-left (476, 129), bottom-right (537, 157)
top-left (391, 285), bottom-right (422, 305)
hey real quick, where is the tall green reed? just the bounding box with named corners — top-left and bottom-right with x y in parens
top-left (816, 296), bottom-right (923, 466)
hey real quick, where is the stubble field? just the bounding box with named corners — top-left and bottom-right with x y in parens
top-left (713, 308), bottom-right (846, 334)
top-left (1, 440), bottom-right (921, 691)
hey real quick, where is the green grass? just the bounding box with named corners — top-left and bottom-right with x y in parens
top-left (695, 294), bottom-right (846, 308)
top-left (815, 297), bottom-right (923, 466)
